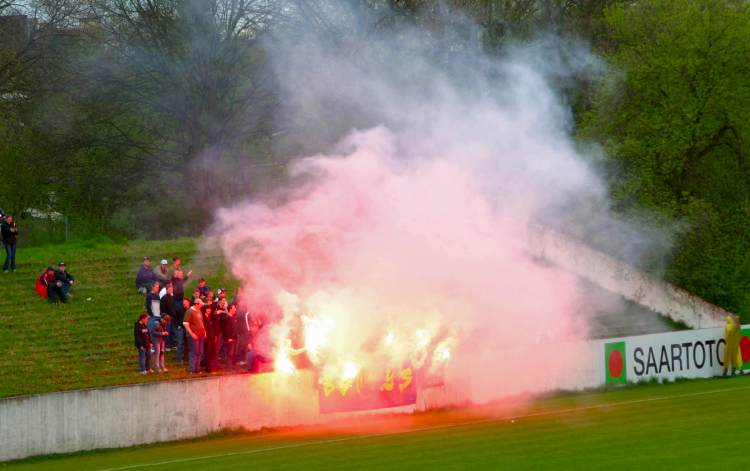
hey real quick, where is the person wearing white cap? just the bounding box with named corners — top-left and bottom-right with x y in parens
top-left (154, 259), bottom-right (170, 287)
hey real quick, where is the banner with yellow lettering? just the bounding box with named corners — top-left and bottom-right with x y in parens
top-left (318, 363), bottom-right (418, 413)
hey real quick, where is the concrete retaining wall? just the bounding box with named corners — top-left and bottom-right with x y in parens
top-left (527, 224), bottom-right (728, 328)
top-left (0, 372), bottom-right (319, 462)
top-left (2, 324), bottom-right (744, 462)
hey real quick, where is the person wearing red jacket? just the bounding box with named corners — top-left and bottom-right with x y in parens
top-left (35, 267), bottom-right (52, 298)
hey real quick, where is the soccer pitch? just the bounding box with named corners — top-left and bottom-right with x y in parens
top-left (3, 375), bottom-right (749, 471)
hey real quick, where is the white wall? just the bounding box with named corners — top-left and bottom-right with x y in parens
top-left (0, 372), bottom-right (319, 462)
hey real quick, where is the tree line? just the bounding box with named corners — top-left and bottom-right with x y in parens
top-left (1, 0), bottom-right (749, 319)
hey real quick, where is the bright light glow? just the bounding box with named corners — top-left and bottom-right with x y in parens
top-left (275, 351), bottom-right (296, 375)
top-left (433, 344), bottom-right (451, 362)
top-left (415, 329), bottom-right (431, 349)
top-left (303, 314), bottom-right (334, 363)
top-left (341, 360), bottom-right (359, 381)
top-left (384, 331), bottom-right (395, 347)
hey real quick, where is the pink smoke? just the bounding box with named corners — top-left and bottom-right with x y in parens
top-left (214, 122), bottom-right (590, 402)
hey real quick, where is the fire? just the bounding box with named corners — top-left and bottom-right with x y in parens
top-left (384, 331), bottom-right (395, 347)
top-left (341, 360), bottom-right (360, 380)
top-left (275, 351), bottom-right (296, 375)
top-left (415, 329), bottom-right (431, 349)
top-left (433, 342), bottom-right (451, 362)
top-left (270, 289), bottom-right (457, 389)
top-left (302, 314), bottom-right (333, 363)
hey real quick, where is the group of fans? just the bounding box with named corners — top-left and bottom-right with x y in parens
top-left (133, 256), bottom-right (266, 375)
top-left (35, 262), bottom-right (75, 303)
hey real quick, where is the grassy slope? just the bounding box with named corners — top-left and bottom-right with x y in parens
top-left (2, 375), bottom-right (748, 470)
top-left (0, 237), bottom-right (681, 398)
top-left (0, 238), bottom-right (238, 398)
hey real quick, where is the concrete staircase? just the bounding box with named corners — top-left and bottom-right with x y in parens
top-left (526, 224), bottom-right (729, 334)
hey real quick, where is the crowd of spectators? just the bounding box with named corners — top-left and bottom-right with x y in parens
top-left (133, 256), bottom-right (266, 375)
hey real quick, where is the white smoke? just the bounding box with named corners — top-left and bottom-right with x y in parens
top-left (211, 8), bottom-right (628, 403)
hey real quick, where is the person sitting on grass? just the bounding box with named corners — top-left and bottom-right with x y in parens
top-left (55, 262), bottom-right (75, 297)
top-left (35, 267), bottom-right (51, 298)
top-left (135, 256), bottom-right (156, 294)
top-left (47, 268), bottom-right (67, 304)
top-left (134, 313), bottom-right (152, 375)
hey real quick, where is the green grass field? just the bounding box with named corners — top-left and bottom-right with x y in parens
top-left (2, 375), bottom-right (748, 470)
top-left (0, 238), bottom-right (239, 398)
top-left (0, 236), bottom-right (677, 398)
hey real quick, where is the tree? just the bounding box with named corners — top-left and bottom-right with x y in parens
top-left (582, 0), bottom-right (750, 319)
top-left (84, 0), bottom-right (277, 163)
top-left (34, 0), bottom-right (283, 236)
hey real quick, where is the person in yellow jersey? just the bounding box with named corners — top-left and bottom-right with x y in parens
top-left (723, 314), bottom-right (742, 376)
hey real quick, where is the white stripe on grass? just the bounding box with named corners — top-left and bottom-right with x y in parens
top-left (100, 382), bottom-right (750, 471)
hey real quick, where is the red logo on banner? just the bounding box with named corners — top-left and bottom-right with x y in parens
top-left (740, 335), bottom-right (750, 363)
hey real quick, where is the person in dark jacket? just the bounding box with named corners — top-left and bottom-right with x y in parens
top-left (46, 268), bottom-right (66, 303)
top-left (235, 305), bottom-right (251, 365)
top-left (160, 282), bottom-right (177, 349)
top-left (55, 262), bottom-right (75, 297)
top-left (197, 277), bottom-right (210, 298)
top-left (221, 303), bottom-right (238, 369)
top-left (134, 313), bottom-right (152, 374)
top-left (1, 214), bottom-right (18, 272)
top-left (145, 282), bottom-right (161, 317)
top-left (173, 298), bottom-right (190, 364)
top-left (171, 267), bottom-right (192, 303)
top-left (135, 257), bottom-right (157, 293)
top-left (203, 304), bottom-right (220, 373)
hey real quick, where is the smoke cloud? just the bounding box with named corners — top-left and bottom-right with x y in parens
top-left (212, 8), bottom-right (620, 403)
